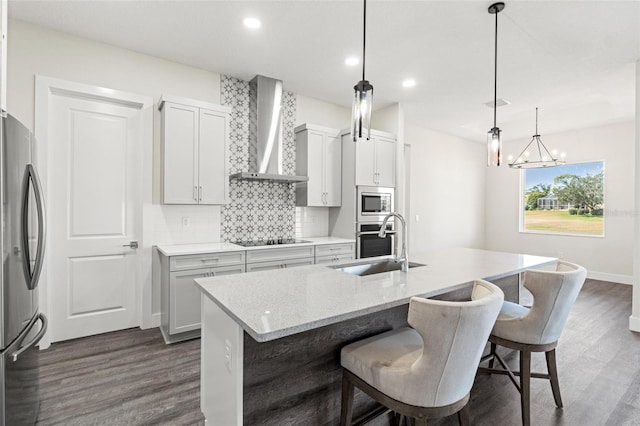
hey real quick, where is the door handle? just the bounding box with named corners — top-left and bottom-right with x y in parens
top-left (11, 313), bottom-right (47, 362)
top-left (123, 241), bottom-right (139, 249)
top-left (21, 164), bottom-right (46, 291)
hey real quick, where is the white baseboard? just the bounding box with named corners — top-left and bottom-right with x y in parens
top-left (140, 312), bottom-right (161, 330)
top-left (587, 271), bottom-right (632, 285)
top-left (630, 315), bottom-right (640, 332)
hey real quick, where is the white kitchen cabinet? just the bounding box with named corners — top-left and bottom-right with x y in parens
top-left (295, 124), bottom-right (342, 207)
top-left (354, 133), bottom-right (396, 187)
top-left (246, 245), bottom-right (315, 272)
top-left (159, 95), bottom-right (231, 205)
top-left (314, 242), bottom-right (355, 265)
top-left (158, 249), bottom-right (245, 343)
top-left (246, 257), bottom-right (315, 272)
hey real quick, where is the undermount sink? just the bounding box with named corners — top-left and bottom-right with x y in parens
top-left (334, 259), bottom-right (426, 276)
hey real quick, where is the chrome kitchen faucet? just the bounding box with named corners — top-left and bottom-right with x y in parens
top-left (379, 212), bottom-right (408, 272)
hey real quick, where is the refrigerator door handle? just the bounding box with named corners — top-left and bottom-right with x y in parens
top-left (20, 164), bottom-right (47, 290)
top-left (10, 313), bottom-right (48, 362)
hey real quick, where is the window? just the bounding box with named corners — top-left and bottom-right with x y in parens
top-left (521, 161), bottom-right (604, 236)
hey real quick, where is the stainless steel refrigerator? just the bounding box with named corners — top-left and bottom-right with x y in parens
top-left (0, 113), bottom-right (47, 425)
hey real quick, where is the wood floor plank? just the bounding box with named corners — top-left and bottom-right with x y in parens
top-left (36, 280), bottom-right (639, 425)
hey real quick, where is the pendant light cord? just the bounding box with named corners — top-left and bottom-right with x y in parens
top-left (362, 0), bottom-right (367, 82)
top-left (493, 7), bottom-right (498, 128)
top-left (535, 107), bottom-right (539, 135)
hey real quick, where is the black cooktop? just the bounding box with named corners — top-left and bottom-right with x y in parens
top-left (233, 238), bottom-right (310, 247)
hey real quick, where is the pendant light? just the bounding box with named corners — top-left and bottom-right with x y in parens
top-left (351, 0), bottom-right (373, 142)
top-left (487, 2), bottom-right (505, 166)
top-left (508, 107), bottom-right (566, 168)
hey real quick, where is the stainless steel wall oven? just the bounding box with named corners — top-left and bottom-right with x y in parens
top-left (357, 222), bottom-right (394, 258)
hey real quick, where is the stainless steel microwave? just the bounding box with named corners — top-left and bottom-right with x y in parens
top-left (357, 186), bottom-right (394, 222)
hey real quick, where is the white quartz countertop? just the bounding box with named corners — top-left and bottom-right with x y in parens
top-left (156, 237), bottom-right (354, 256)
top-left (156, 242), bottom-right (245, 256)
top-left (195, 247), bottom-right (556, 342)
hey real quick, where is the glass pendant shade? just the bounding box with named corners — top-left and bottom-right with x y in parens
top-left (487, 127), bottom-right (502, 166)
top-left (352, 80), bottom-right (373, 141)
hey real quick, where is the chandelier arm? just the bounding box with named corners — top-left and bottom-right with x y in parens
top-left (537, 136), bottom-right (557, 159)
top-left (511, 137), bottom-right (537, 163)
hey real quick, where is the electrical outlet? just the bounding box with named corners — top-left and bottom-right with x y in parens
top-left (415, 214), bottom-right (420, 222)
top-left (224, 339), bottom-right (232, 372)
top-left (181, 216), bottom-right (191, 229)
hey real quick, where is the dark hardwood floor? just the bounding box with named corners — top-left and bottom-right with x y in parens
top-left (37, 279), bottom-right (639, 425)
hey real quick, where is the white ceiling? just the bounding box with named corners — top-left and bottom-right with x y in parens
top-left (9, 0), bottom-right (640, 143)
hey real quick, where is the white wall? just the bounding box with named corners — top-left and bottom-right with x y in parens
top-left (8, 19), bottom-right (226, 328)
top-left (295, 93), bottom-right (350, 131)
top-left (406, 125), bottom-right (486, 253)
top-left (486, 120), bottom-right (635, 284)
top-left (630, 60), bottom-right (639, 332)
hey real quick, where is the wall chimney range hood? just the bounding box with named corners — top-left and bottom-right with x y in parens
top-left (229, 75), bottom-right (308, 183)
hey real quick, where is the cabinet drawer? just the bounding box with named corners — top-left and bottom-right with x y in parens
top-left (315, 243), bottom-right (354, 258)
top-left (315, 253), bottom-right (355, 266)
top-left (170, 251), bottom-right (245, 271)
top-left (245, 257), bottom-right (314, 273)
top-left (246, 246), bottom-right (315, 264)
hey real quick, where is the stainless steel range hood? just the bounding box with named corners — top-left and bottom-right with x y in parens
top-left (229, 75), bottom-right (308, 183)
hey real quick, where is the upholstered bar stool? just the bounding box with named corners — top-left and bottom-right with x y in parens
top-left (339, 280), bottom-right (504, 426)
top-left (478, 261), bottom-right (587, 426)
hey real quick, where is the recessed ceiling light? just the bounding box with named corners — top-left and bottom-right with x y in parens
top-left (345, 57), bottom-right (359, 66)
top-left (402, 79), bottom-right (416, 88)
top-left (243, 17), bottom-right (261, 29)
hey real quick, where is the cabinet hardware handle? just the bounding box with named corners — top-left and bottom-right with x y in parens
top-left (199, 186), bottom-right (203, 201)
top-left (194, 186), bottom-right (198, 201)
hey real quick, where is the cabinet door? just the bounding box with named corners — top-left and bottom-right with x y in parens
top-left (162, 103), bottom-right (198, 204)
top-left (376, 137), bottom-right (396, 187)
top-left (355, 137), bottom-right (376, 186)
top-left (324, 134), bottom-right (342, 206)
top-left (169, 268), bottom-right (209, 334)
top-left (198, 108), bottom-right (228, 204)
top-left (306, 131), bottom-right (325, 206)
top-left (169, 264), bottom-right (244, 335)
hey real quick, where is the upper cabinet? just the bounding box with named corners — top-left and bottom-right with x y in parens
top-left (348, 130), bottom-right (396, 187)
top-left (295, 124), bottom-right (342, 207)
top-left (159, 95), bottom-right (231, 205)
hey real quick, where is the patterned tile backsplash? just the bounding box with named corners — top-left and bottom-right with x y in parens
top-left (220, 75), bottom-right (297, 242)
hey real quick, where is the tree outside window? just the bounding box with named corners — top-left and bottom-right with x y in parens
top-left (522, 161), bottom-right (604, 236)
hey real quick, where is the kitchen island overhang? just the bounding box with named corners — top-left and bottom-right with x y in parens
top-left (196, 248), bottom-right (557, 425)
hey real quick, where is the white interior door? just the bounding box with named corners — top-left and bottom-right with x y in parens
top-left (48, 91), bottom-right (143, 342)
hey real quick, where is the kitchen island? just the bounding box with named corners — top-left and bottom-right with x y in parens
top-left (195, 248), bottom-right (556, 425)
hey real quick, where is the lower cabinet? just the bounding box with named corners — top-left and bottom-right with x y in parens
top-left (315, 242), bottom-right (355, 265)
top-left (159, 250), bottom-right (245, 344)
top-left (157, 241), bottom-right (354, 344)
top-left (246, 246), bottom-right (315, 272)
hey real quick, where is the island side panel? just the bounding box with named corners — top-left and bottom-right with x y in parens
top-left (242, 304), bottom-right (410, 425)
top-left (201, 296), bottom-right (244, 424)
